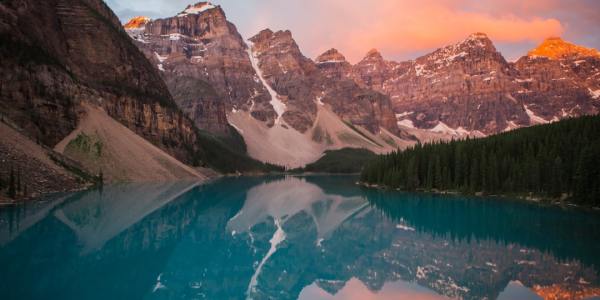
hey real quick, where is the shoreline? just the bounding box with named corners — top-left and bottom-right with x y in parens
top-left (356, 181), bottom-right (600, 212)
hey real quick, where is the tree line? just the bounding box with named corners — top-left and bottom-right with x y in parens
top-left (360, 115), bottom-right (600, 205)
top-left (0, 165), bottom-right (26, 200)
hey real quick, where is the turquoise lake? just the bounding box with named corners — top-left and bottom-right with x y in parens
top-left (1, 176), bottom-right (600, 300)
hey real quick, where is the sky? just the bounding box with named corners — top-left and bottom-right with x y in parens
top-left (105, 0), bottom-right (600, 63)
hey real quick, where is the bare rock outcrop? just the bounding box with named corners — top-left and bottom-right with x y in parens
top-left (0, 0), bottom-right (208, 173)
top-left (128, 2), bottom-right (276, 133)
top-left (352, 34), bottom-right (600, 134)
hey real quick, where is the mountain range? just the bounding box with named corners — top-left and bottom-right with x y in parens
top-left (125, 2), bottom-right (600, 167)
top-left (0, 0), bottom-right (599, 198)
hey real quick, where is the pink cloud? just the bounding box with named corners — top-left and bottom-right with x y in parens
top-left (317, 0), bottom-right (563, 62)
top-left (240, 0), bottom-right (564, 63)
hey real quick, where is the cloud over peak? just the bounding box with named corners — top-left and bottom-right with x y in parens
top-left (106, 0), bottom-right (597, 63)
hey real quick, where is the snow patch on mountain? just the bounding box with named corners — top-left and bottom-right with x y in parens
top-left (424, 33), bottom-right (491, 69)
top-left (524, 105), bottom-right (549, 124)
top-left (155, 52), bottom-right (168, 63)
top-left (429, 122), bottom-right (470, 136)
top-left (316, 96), bottom-right (325, 106)
top-left (168, 33), bottom-right (184, 41)
top-left (398, 119), bottom-right (415, 129)
top-left (316, 60), bottom-right (345, 65)
top-left (516, 78), bottom-right (535, 83)
top-left (178, 2), bottom-right (216, 17)
top-left (503, 121), bottom-right (520, 132)
top-left (589, 88), bottom-right (600, 99)
top-left (396, 111), bottom-right (414, 118)
top-left (246, 42), bottom-right (287, 124)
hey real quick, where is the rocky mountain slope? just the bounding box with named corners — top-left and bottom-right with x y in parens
top-left (513, 37), bottom-right (600, 124)
top-left (0, 0), bottom-right (201, 159)
top-left (125, 3), bottom-right (416, 168)
top-left (0, 120), bottom-right (94, 201)
top-left (0, 0), bottom-right (226, 192)
top-left (352, 34), bottom-right (600, 134)
top-left (54, 103), bottom-right (206, 182)
top-left (122, 2), bottom-right (598, 166)
top-left (127, 2), bottom-right (275, 134)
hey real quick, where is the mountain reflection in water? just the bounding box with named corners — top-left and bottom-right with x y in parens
top-left (0, 176), bottom-right (599, 300)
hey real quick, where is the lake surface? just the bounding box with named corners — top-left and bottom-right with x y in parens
top-left (1, 176), bottom-right (600, 300)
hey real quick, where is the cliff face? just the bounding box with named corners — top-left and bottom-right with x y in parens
top-left (118, 4), bottom-right (599, 167)
top-left (129, 3), bottom-right (275, 133)
top-left (513, 38), bottom-right (600, 123)
top-left (0, 0), bottom-right (200, 163)
top-left (248, 29), bottom-right (319, 132)
top-left (126, 3), bottom-right (401, 151)
top-left (249, 30), bottom-right (399, 134)
top-left (352, 34), bottom-right (600, 134)
top-left (353, 34), bottom-right (526, 134)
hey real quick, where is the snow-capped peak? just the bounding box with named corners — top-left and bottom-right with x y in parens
top-left (419, 33), bottom-right (495, 68)
top-left (178, 2), bottom-right (217, 17)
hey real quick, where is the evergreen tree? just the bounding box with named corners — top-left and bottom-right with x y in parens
top-left (551, 156), bottom-right (563, 198)
top-left (8, 167), bottom-right (16, 199)
top-left (434, 155), bottom-right (442, 189)
top-left (360, 114), bottom-right (600, 205)
top-left (406, 157), bottom-right (419, 190)
top-left (16, 168), bottom-right (21, 193)
top-left (470, 158), bottom-right (479, 192)
top-left (426, 159), bottom-right (434, 189)
top-left (98, 170), bottom-right (104, 186)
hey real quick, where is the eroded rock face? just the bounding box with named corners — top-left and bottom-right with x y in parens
top-left (128, 3), bottom-right (275, 133)
top-left (0, 0), bottom-right (200, 164)
top-left (123, 4), bottom-right (405, 138)
top-left (315, 48), bottom-right (353, 81)
top-left (249, 30), bottom-right (399, 134)
top-left (353, 34), bottom-right (600, 134)
top-left (129, 6), bottom-right (598, 142)
top-left (513, 38), bottom-right (600, 122)
top-left (357, 33), bottom-right (529, 134)
top-left (352, 49), bottom-right (407, 93)
top-left (248, 29), bottom-right (319, 132)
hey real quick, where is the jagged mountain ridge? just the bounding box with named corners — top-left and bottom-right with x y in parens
top-left (128, 2), bottom-right (276, 133)
top-left (352, 34), bottom-right (600, 134)
top-left (0, 0), bottom-right (226, 191)
top-left (0, 0), bottom-right (201, 161)
top-left (125, 3), bottom-right (416, 168)
top-left (123, 2), bottom-right (599, 167)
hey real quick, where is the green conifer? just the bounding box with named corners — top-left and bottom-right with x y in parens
top-left (8, 167), bottom-right (16, 199)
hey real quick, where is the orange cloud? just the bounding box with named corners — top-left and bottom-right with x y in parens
top-left (315, 0), bottom-right (564, 62)
top-left (242, 0), bottom-right (564, 63)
